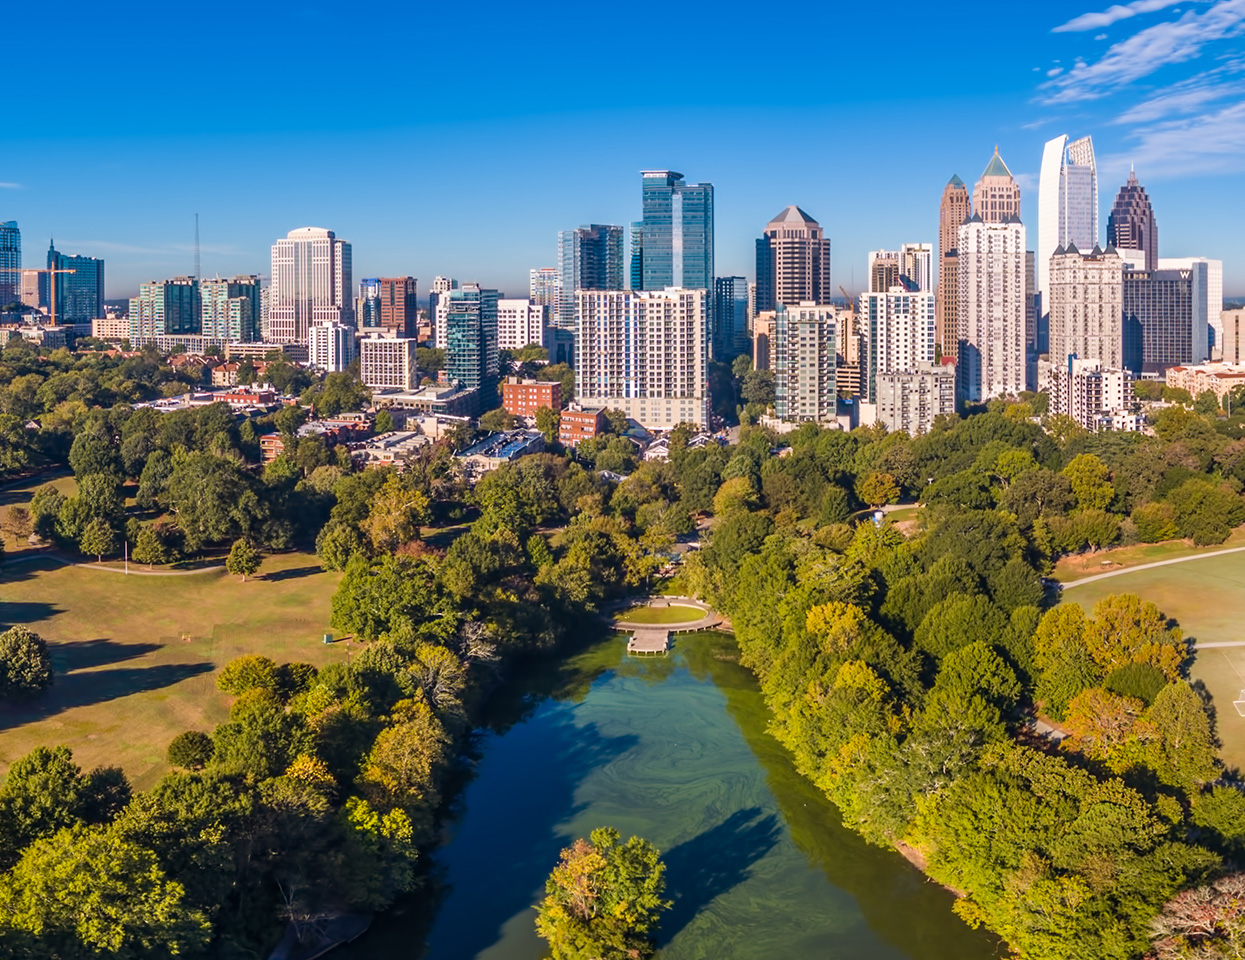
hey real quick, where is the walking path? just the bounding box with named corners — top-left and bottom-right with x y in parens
top-left (1058, 545), bottom-right (1245, 589)
top-left (604, 596), bottom-right (723, 655)
top-left (1, 551), bottom-right (224, 576)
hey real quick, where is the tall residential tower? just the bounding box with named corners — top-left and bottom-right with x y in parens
top-left (936, 176), bottom-right (971, 357)
top-left (754, 206), bottom-right (830, 312)
top-left (556, 224), bottom-right (623, 331)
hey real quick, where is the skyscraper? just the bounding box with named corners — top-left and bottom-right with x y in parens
top-left (636, 171), bottom-right (714, 292)
top-left (556, 224), bottom-right (623, 330)
top-left (45, 243), bottom-right (105, 324)
top-left (309, 321), bottom-right (357, 373)
top-left (936, 175), bottom-right (971, 357)
top-left (268, 227), bottom-right (353, 344)
top-left (128, 277), bottom-right (200, 340)
top-left (1037, 134), bottom-right (1098, 320)
top-left (972, 148), bottom-right (1021, 223)
top-left (899, 243), bottom-right (933, 293)
top-left (1159, 257), bottom-right (1222, 349)
top-left (772, 303), bottom-right (838, 423)
top-left (867, 251), bottom-right (899, 294)
top-left (0, 222), bottom-right (20, 309)
top-left (958, 213), bottom-right (1027, 401)
top-left (1124, 264), bottom-right (1208, 373)
top-left (858, 285), bottom-right (936, 402)
top-left (529, 268), bottom-right (560, 309)
top-left (575, 288), bottom-right (708, 430)
top-left (444, 284), bottom-right (499, 410)
top-left (713, 277), bottom-right (749, 361)
top-left (379, 277), bottom-right (419, 338)
top-left (1048, 244), bottom-right (1124, 371)
top-left (358, 278), bottom-right (382, 330)
top-left (754, 206), bottom-right (831, 312)
top-left (497, 299), bottom-right (548, 350)
top-left (201, 276), bottom-right (261, 341)
top-left (1107, 170), bottom-right (1158, 271)
top-left (430, 276), bottom-right (458, 348)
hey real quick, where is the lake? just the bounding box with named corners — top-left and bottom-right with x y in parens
top-left (342, 631), bottom-right (1002, 959)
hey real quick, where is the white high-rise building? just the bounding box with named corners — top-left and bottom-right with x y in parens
top-left (268, 227), bottom-right (353, 345)
top-left (1159, 257), bottom-right (1223, 349)
top-left (360, 336), bottom-right (419, 391)
top-left (875, 362), bottom-right (956, 435)
top-left (430, 276), bottom-right (457, 349)
top-left (308, 320), bottom-right (356, 373)
top-left (529, 268), bottom-right (560, 309)
top-left (858, 286), bottom-right (936, 402)
top-left (1048, 244), bottom-right (1124, 372)
top-left (575, 288), bottom-right (708, 430)
top-left (772, 302), bottom-right (838, 423)
top-left (497, 299), bottom-right (548, 351)
top-left (899, 243), bottom-right (934, 293)
top-left (958, 214), bottom-right (1027, 401)
top-left (1037, 135), bottom-right (1098, 320)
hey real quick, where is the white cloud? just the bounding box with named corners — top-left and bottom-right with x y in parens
top-left (1111, 58), bottom-right (1245, 121)
top-left (1053, 0), bottom-right (1188, 32)
top-left (1096, 31), bottom-right (1110, 37)
top-left (1041, 0), bottom-right (1245, 103)
top-left (1101, 99), bottom-right (1245, 178)
top-left (0, 182), bottom-right (20, 189)
top-left (1047, 66), bottom-right (1065, 76)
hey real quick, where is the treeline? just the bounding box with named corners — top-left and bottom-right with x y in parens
top-left (682, 407), bottom-right (1245, 960)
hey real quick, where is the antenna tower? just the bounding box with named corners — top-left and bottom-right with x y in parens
top-left (194, 213), bottom-right (201, 280)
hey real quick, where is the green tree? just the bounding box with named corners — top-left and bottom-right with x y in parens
top-left (0, 625), bottom-right (53, 702)
top-left (1142, 680), bottom-right (1220, 790)
top-left (856, 472), bottom-right (899, 509)
top-left (216, 654), bottom-right (280, 695)
top-left (479, 407), bottom-right (516, 432)
top-left (535, 405), bottom-right (560, 443)
top-left (360, 476), bottom-right (430, 553)
top-left (1062, 453), bottom-right (1114, 511)
top-left (373, 408), bottom-right (394, 434)
top-left (535, 826), bottom-right (671, 960)
top-left (166, 731), bottom-right (214, 769)
top-left (1195, 389), bottom-right (1222, 416)
top-left (79, 516), bottom-right (120, 561)
top-left (131, 522), bottom-right (171, 567)
top-left (0, 824), bottom-right (211, 957)
top-left (225, 537), bottom-right (261, 581)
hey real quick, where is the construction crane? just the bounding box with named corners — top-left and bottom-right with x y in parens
top-left (839, 284), bottom-right (857, 313)
top-left (0, 266), bottom-right (77, 326)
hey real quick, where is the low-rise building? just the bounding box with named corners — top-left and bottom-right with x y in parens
top-left (456, 429), bottom-right (545, 478)
top-left (502, 377), bottom-right (561, 417)
top-left (874, 362), bottom-right (956, 435)
top-left (373, 383), bottom-right (479, 418)
top-left (212, 361), bottom-right (271, 387)
top-left (349, 430), bottom-right (434, 469)
top-left (225, 341), bottom-right (305, 362)
top-left (559, 406), bottom-right (605, 447)
top-left (92, 315), bottom-right (130, 340)
top-left (1165, 361), bottom-right (1245, 405)
top-left (1050, 357), bottom-right (1140, 431)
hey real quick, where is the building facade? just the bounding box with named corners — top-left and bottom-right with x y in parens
top-left (937, 175), bottom-right (972, 358)
top-left (444, 284), bottom-right (499, 407)
top-left (973, 149), bottom-right (1022, 223)
top-left (357, 278), bottom-right (382, 330)
top-left (308, 320), bottom-right (357, 373)
top-left (558, 406), bottom-right (605, 447)
top-left (1108, 171), bottom-right (1158, 271)
top-left (379, 277), bottom-right (418, 338)
top-left (1050, 357), bottom-right (1138, 431)
top-left (1159, 257), bottom-right (1222, 349)
top-left (859, 286), bottom-right (936, 402)
top-left (1124, 265), bottom-right (1207, 373)
top-left (1166, 362), bottom-right (1245, 406)
top-left (501, 377), bottom-right (561, 417)
top-left (636, 171), bottom-right (714, 293)
top-left (0, 222), bottom-right (18, 308)
top-left (868, 251), bottom-right (900, 294)
top-left (875, 362), bottom-right (955, 435)
top-left (45, 244), bottom-right (105, 324)
top-left (755, 206), bottom-right (830, 312)
top-left (496, 299), bottom-right (548, 351)
top-left (1222, 308), bottom-right (1245, 365)
top-left (1047, 245), bottom-right (1123, 371)
top-left (958, 214), bottom-right (1027, 401)
top-left (529, 267), bottom-right (560, 309)
top-left (430, 276), bottom-right (457, 347)
top-left (772, 302), bottom-right (838, 423)
top-left (268, 227), bottom-right (352, 344)
top-left (1037, 134), bottom-right (1098, 319)
top-left (900, 243), bottom-right (933, 293)
top-left (129, 277), bottom-right (200, 339)
top-left (360, 336), bottom-right (419, 391)
top-left (201, 276), bottom-right (261, 341)
top-left (575, 288), bottom-right (708, 430)
top-left (713, 276), bottom-right (749, 361)
top-left (556, 224), bottom-right (623, 331)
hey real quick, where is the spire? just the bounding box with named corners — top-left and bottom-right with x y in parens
top-left (981, 147), bottom-right (1013, 179)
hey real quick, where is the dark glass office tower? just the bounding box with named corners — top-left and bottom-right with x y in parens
top-left (445, 284), bottom-right (499, 409)
top-left (636, 170), bottom-right (714, 292)
top-left (713, 276), bottom-right (749, 361)
top-left (556, 225), bottom-right (623, 331)
top-left (0, 222), bottom-right (19, 309)
top-left (46, 241), bottom-right (105, 323)
top-left (1107, 170), bottom-right (1158, 271)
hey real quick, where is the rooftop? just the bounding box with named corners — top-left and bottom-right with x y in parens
top-left (981, 148), bottom-right (1013, 180)
top-left (768, 205), bottom-right (819, 226)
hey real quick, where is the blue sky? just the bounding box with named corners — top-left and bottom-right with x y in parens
top-left (3, 0), bottom-right (1243, 299)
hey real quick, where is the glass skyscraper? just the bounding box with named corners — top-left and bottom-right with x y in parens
top-left (358, 278), bottom-right (382, 329)
top-left (636, 171), bottom-right (714, 292)
top-left (556, 225), bottom-right (623, 330)
top-left (0, 221), bottom-right (20, 309)
top-left (201, 276), bottom-right (261, 341)
top-left (46, 242), bottom-right (105, 323)
top-left (713, 277), bottom-right (749, 361)
top-left (445, 284), bottom-right (499, 411)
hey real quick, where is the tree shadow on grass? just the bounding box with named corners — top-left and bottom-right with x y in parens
top-left (0, 662), bottom-right (214, 731)
top-left (52, 639), bottom-right (163, 671)
top-left (262, 565), bottom-right (323, 582)
top-left (657, 807), bottom-right (783, 945)
top-left (0, 600), bottom-right (62, 626)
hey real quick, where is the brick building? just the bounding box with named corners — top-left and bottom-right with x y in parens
top-left (559, 406), bottom-right (605, 447)
top-left (501, 377), bottom-right (561, 417)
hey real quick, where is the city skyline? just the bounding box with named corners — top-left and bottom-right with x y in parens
top-left (2, 1), bottom-right (1243, 298)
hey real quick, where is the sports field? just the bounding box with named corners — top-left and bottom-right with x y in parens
top-left (1063, 549), bottom-right (1245, 773)
top-left (0, 551), bottom-right (342, 790)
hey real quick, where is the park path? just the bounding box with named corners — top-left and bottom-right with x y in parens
top-left (1058, 545), bottom-right (1245, 590)
top-left (1, 551), bottom-right (224, 576)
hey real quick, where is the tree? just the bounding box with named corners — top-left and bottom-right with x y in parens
top-left (1062, 453), bottom-right (1114, 511)
top-left (360, 476), bottom-right (430, 553)
top-left (479, 408), bottom-right (516, 432)
top-left (0, 625), bottom-right (53, 702)
top-left (225, 537), bottom-right (261, 581)
top-left (216, 654), bottom-right (280, 695)
top-left (535, 406), bottom-right (560, 444)
top-left (79, 516), bottom-right (120, 561)
top-left (166, 731), bottom-right (214, 770)
top-left (131, 522), bottom-right (172, 567)
top-left (1150, 872), bottom-right (1245, 960)
top-left (741, 369), bottom-right (776, 406)
top-left (856, 472), bottom-right (899, 509)
top-left (373, 408), bottom-right (394, 434)
top-left (6, 505), bottom-right (32, 540)
top-left (0, 824), bottom-right (211, 957)
top-left (535, 826), bottom-right (671, 960)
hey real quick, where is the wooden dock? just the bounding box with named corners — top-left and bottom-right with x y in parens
top-left (627, 630), bottom-right (671, 656)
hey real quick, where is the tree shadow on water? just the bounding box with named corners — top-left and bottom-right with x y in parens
top-left (658, 807), bottom-right (782, 945)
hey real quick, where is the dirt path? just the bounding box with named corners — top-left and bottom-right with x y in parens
top-left (2, 552), bottom-right (224, 576)
top-left (1058, 545), bottom-right (1245, 589)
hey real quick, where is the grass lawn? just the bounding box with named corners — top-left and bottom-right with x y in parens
top-left (0, 472), bottom-right (77, 558)
top-left (0, 551), bottom-right (343, 791)
top-left (1062, 549), bottom-right (1245, 773)
top-left (614, 604), bottom-right (705, 625)
top-left (1054, 525), bottom-right (1245, 582)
